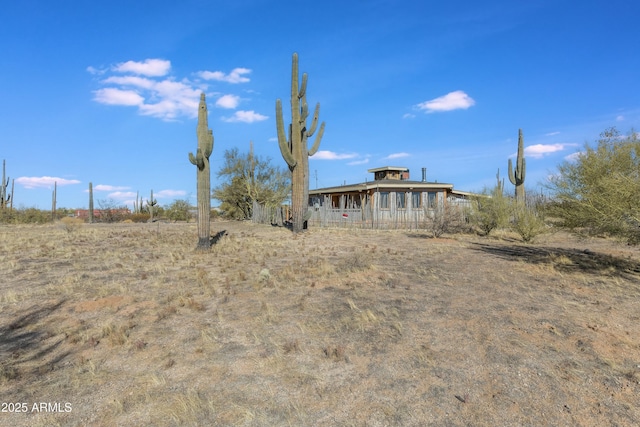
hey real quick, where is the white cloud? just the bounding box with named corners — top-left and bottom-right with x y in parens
top-left (416, 90), bottom-right (475, 113)
top-left (198, 68), bottom-right (251, 83)
top-left (93, 88), bottom-right (144, 106)
top-left (565, 152), bottom-right (582, 162)
top-left (86, 66), bottom-right (105, 75)
top-left (523, 143), bottom-right (579, 159)
top-left (108, 191), bottom-right (137, 199)
top-left (94, 184), bottom-right (130, 191)
top-left (385, 152), bottom-right (410, 159)
top-left (616, 115), bottom-right (625, 122)
top-left (113, 59), bottom-right (171, 77)
top-left (92, 68), bottom-right (201, 120)
top-left (102, 75), bottom-right (156, 89)
top-left (155, 189), bottom-right (187, 198)
top-left (402, 113), bottom-right (416, 119)
top-left (15, 176), bottom-right (81, 189)
top-left (216, 94), bottom-right (240, 109)
top-left (222, 110), bottom-right (268, 123)
top-left (139, 80), bottom-right (201, 120)
top-left (347, 158), bottom-right (370, 166)
top-left (545, 131), bottom-right (560, 136)
top-left (90, 59), bottom-right (260, 121)
top-left (311, 151), bottom-right (358, 160)
top-left (139, 98), bottom-right (199, 121)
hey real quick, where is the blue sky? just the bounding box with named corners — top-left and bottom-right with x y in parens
top-left (1, 0), bottom-right (639, 210)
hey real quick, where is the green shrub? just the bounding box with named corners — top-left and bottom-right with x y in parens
top-left (128, 213), bottom-right (151, 223)
top-left (467, 186), bottom-right (511, 235)
top-left (511, 204), bottom-right (548, 243)
top-left (0, 208), bottom-right (51, 224)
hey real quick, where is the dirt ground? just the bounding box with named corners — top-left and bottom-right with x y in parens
top-left (0, 221), bottom-right (639, 426)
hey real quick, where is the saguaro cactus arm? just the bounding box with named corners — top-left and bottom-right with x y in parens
top-left (507, 159), bottom-right (515, 183)
top-left (308, 112), bottom-right (325, 156)
top-left (507, 156), bottom-right (526, 185)
top-left (276, 99), bottom-right (297, 168)
top-left (204, 130), bottom-right (213, 158)
top-left (189, 149), bottom-right (204, 170)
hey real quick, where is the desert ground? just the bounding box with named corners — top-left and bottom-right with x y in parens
top-left (1, 220), bottom-right (639, 426)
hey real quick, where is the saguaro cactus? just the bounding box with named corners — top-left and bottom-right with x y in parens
top-left (276, 53), bottom-right (325, 233)
top-left (147, 190), bottom-right (158, 222)
top-left (496, 168), bottom-right (504, 194)
top-left (189, 93), bottom-right (214, 250)
top-left (9, 179), bottom-right (14, 210)
top-left (51, 181), bottom-right (57, 221)
top-left (1, 159), bottom-right (11, 209)
top-left (508, 129), bottom-right (526, 203)
top-left (88, 182), bottom-right (94, 223)
top-left (133, 190), bottom-right (140, 214)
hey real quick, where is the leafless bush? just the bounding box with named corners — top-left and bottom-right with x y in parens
top-left (425, 206), bottom-right (465, 238)
top-left (59, 217), bottom-right (83, 233)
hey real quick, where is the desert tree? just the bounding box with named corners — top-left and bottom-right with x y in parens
top-left (467, 183), bottom-right (511, 236)
top-left (166, 199), bottom-right (192, 222)
top-left (546, 127), bottom-right (640, 243)
top-left (213, 144), bottom-right (290, 220)
top-left (97, 199), bottom-right (127, 223)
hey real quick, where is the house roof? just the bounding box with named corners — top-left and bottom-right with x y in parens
top-left (310, 179), bottom-right (454, 195)
top-left (449, 189), bottom-right (476, 198)
top-left (366, 166), bottom-right (410, 173)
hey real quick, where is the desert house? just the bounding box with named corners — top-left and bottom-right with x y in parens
top-left (308, 166), bottom-right (472, 229)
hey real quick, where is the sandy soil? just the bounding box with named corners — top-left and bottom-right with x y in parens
top-left (0, 221), bottom-right (639, 426)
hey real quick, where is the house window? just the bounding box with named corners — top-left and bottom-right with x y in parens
top-left (426, 192), bottom-right (437, 209)
top-left (397, 192), bottom-right (406, 209)
top-left (379, 192), bottom-right (389, 209)
top-left (411, 192), bottom-right (421, 208)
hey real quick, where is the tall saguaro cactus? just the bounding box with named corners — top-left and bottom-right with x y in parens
top-left (133, 190), bottom-right (141, 214)
top-left (51, 181), bottom-right (57, 221)
top-left (9, 179), bottom-right (14, 210)
top-left (508, 129), bottom-right (526, 203)
top-left (147, 190), bottom-right (158, 222)
top-left (276, 53), bottom-right (325, 233)
top-left (88, 182), bottom-right (94, 223)
top-left (189, 93), bottom-right (214, 250)
top-left (1, 159), bottom-right (11, 209)
top-left (496, 168), bottom-right (504, 194)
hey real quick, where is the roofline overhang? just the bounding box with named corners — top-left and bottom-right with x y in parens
top-left (366, 166), bottom-right (410, 173)
top-left (449, 189), bottom-right (478, 197)
top-left (310, 181), bottom-right (454, 195)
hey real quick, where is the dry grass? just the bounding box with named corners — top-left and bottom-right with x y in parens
top-left (1, 221), bottom-right (639, 426)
